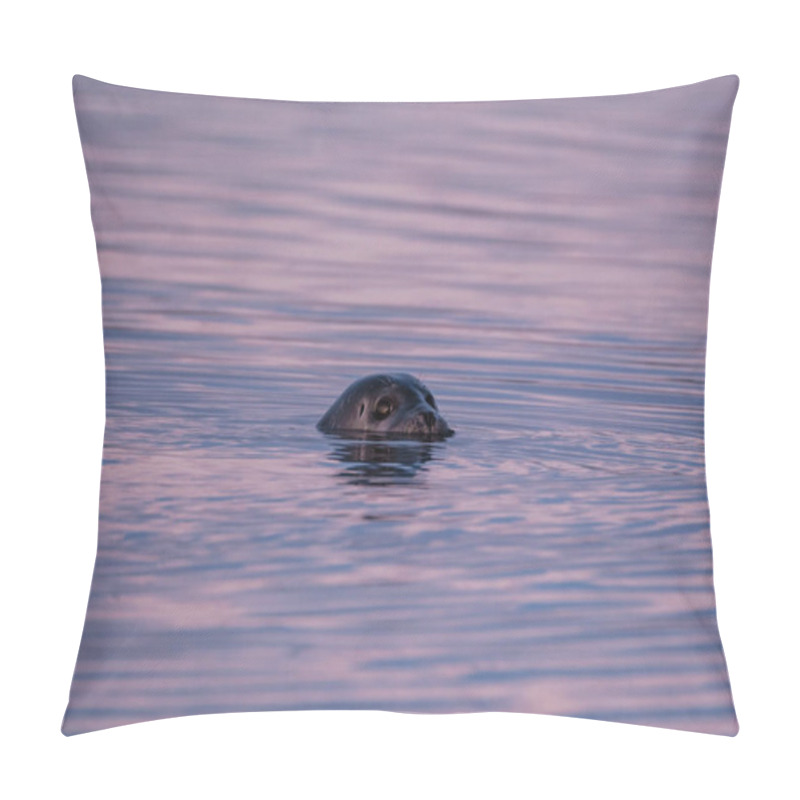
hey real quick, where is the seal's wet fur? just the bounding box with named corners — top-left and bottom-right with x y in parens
top-left (317, 373), bottom-right (454, 439)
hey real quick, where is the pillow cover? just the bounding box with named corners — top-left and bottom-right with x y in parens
top-left (64, 75), bottom-right (739, 736)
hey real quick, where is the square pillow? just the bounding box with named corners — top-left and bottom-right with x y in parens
top-left (64, 75), bottom-right (739, 736)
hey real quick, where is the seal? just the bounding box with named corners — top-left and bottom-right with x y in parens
top-left (317, 373), bottom-right (454, 439)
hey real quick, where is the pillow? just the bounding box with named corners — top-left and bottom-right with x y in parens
top-left (64, 75), bottom-right (739, 736)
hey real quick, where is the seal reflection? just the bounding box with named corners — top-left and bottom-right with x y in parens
top-left (324, 435), bottom-right (442, 486)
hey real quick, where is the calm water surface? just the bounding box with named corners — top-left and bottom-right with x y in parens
top-left (64, 77), bottom-right (737, 735)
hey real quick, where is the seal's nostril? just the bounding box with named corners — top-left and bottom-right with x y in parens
top-left (422, 411), bottom-right (436, 428)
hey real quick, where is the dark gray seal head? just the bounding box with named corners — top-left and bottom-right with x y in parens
top-left (317, 373), bottom-right (454, 439)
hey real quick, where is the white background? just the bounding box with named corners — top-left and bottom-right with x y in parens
top-left (2, 1), bottom-right (798, 797)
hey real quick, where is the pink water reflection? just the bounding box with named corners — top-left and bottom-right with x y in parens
top-left (64, 76), bottom-right (738, 735)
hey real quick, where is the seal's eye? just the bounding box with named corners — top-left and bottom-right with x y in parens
top-left (374, 397), bottom-right (394, 420)
top-left (359, 403), bottom-right (365, 417)
top-left (424, 392), bottom-right (437, 409)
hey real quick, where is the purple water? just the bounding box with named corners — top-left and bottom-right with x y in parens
top-left (63, 76), bottom-right (738, 735)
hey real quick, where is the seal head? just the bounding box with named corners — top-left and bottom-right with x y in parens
top-left (317, 373), bottom-right (454, 439)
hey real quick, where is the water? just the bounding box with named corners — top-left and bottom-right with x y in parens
top-left (64, 76), bottom-right (738, 735)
